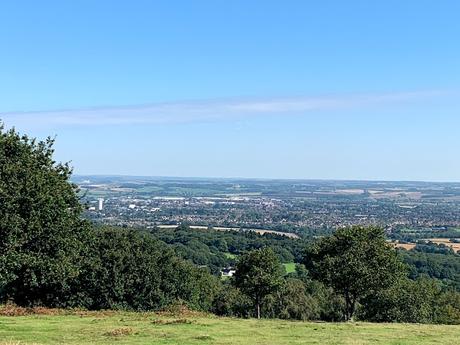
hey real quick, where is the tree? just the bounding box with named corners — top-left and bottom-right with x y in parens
top-left (0, 125), bottom-right (220, 311)
top-left (0, 125), bottom-right (90, 306)
top-left (304, 226), bottom-right (405, 321)
top-left (233, 247), bottom-right (283, 319)
top-left (76, 227), bottom-right (219, 311)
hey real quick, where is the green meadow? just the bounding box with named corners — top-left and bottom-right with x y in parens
top-left (283, 262), bottom-right (296, 274)
top-left (1, 310), bottom-right (459, 345)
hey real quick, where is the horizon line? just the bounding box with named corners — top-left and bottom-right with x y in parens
top-left (72, 173), bottom-right (460, 185)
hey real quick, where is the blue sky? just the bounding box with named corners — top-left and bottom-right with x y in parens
top-left (1, 1), bottom-right (459, 181)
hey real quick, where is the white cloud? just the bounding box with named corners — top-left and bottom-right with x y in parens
top-left (0, 90), bottom-right (448, 128)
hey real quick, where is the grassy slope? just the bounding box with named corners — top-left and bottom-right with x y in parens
top-left (1, 311), bottom-right (459, 345)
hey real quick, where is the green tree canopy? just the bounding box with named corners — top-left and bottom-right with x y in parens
top-left (0, 125), bottom-right (90, 306)
top-left (233, 247), bottom-right (283, 318)
top-left (304, 226), bottom-right (406, 320)
top-left (76, 226), bottom-right (219, 311)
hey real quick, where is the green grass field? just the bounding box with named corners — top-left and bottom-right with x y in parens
top-left (1, 310), bottom-right (459, 345)
top-left (283, 262), bottom-right (296, 274)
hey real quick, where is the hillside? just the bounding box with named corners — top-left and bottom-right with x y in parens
top-left (0, 308), bottom-right (459, 345)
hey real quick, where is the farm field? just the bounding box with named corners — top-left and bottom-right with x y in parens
top-left (156, 225), bottom-right (300, 239)
top-left (390, 241), bottom-right (417, 250)
top-left (424, 238), bottom-right (460, 252)
top-left (1, 309), bottom-right (459, 345)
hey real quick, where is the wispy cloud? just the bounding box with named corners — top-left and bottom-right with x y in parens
top-left (0, 90), bottom-right (449, 128)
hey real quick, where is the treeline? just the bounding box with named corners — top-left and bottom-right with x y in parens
top-left (214, 229), bottom-right (460, 323)
top-left (391, 228), bottom-right (460, 241)
top-left (149, 224), bottom-right (305, 274)
top-left (150, 224), bottom-right (460, 323)
top-left (1, 125), bottom-right (460, 324)
top-left (151, 224), bottom-right (460, 295)
top-left (399, 249), bottom-right (460, 291)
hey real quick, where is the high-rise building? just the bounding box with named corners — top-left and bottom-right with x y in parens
top-left (98, 198), bottom-right (104, 211)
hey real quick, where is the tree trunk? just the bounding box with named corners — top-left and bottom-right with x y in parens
top-left (349, 298), bottom-right (356, 322)
top-left (344, 291), bottom-right (354, 321)
top-left (344, 292), bottom-right (356, 322)
top-left (257, 302), bottom-right (261, 319)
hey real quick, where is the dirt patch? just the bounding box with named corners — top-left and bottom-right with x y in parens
top-left (104, 327), bottom-right (134, 337)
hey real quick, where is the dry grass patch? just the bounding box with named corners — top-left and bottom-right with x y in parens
top-left (104, 327), bottom-right (134, 337)
top-left (0, 340), bottom-right (38, 345)
top-left (392, 242), bottom-right (416, 250)
top-left (0, 304), bottom-right (29, 317)
top-left (152, 318), bottom-right (194, 325)
top-left (0, 304), bottom-right (124, 318)
top-left (157, 303), bottom-right (209, 318)
top-left (0, 304), bottom-right (65, 317)
top-left (194, 334), bottom-right (213, 341)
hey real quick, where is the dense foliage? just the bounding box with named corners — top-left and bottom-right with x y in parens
top-left (359, 277), bottom-right (460, 323)
top-left (0, 126), bottom-right (216, 310)
top-left (1, 125), bottom-right (460, 324)
top-left (150, 225), bottom-right (304, 273)
top-left (74, 227), bottom-right (219, 311)
top-left (304, 226), bottom-right (406, 320)
top-left (0, 126), bottom-right (90, 306)
top-left (399, 248), bottom-right (460, 291)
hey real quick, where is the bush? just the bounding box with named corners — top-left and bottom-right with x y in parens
top-left (360, 277), bottom-right (460, 324)
top-left (262, 278), bottom-right (320, 320)
top-left (212, 282), bottom-right (252, 318)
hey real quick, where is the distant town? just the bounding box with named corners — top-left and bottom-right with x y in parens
top-left (75, 176), bottom-right (460, 237)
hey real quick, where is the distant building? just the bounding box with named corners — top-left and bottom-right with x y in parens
top-left (221, 267), bottom-right (236, 277)
top-left (98, 198), bottom-right (104, 211)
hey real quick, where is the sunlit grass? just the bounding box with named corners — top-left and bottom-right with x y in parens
top-left (1, 310), bottom-right (459, 345)
top-left (283, 262), bottom-right (296, 274)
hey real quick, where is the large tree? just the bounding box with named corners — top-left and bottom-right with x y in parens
top-left (304, 226), bottom-right (405, 321)
top-left (0, 125), bottom-right (89, 306)
top-left (234, 247), bottom-right (283, 319)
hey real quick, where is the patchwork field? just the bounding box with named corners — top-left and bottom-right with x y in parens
top-left (0, 308), bottom-right (459, 345)
top-left (425, 238), bottom-right (460, 252)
